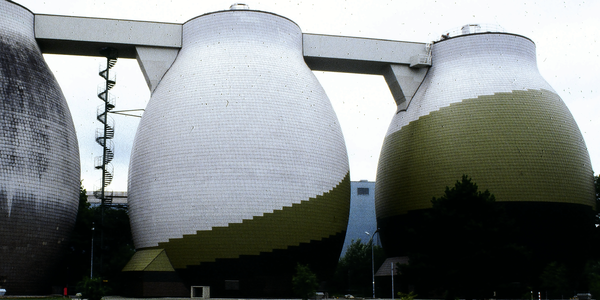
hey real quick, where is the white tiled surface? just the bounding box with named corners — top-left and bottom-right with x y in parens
top-left (387, 33), bottom-right (555, 135)
top-left (128, 10), bottom-right (349, 248)
top-left (0, 0), bottom-right (80, 293)
top-left (0, 1), bottom-right (35, 46)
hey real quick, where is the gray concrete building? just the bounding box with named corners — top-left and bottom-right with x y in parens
top-left (341, 180), bottom-right (378, 257)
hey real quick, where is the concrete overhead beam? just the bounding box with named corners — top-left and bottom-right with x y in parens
top-left (303, 33), bottom-right (431, 108)
top-left (33, 14), bottom-right (431, 104)
top-left (303, 33), bottom-right (430, 74)
top-left (34, 15), bottom-right (427, 70)
top-left (34, 14), bottom-right (181, 58)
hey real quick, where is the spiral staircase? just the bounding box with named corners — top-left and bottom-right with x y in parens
top-left (94, 47), bottom-right (118, 206)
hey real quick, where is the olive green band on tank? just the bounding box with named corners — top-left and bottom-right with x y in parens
top-left (376, 89), bottom-right (594, 218)
top-left (156, 173), bottom-right (350, 269)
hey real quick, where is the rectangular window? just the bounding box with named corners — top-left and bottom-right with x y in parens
top-left (357, 188), bottom-right (369, 195)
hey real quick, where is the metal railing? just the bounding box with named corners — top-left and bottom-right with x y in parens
top-left (439, 23), bottom-right (506, 40)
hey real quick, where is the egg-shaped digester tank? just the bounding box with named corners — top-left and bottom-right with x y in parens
top-left (127, 8), bottom-right (350, 297)
top-left (0, 0), bottom-right (81, 295)
top-left (375, 32), bottom-right (595, 259)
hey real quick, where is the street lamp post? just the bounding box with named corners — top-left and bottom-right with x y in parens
top-left (365, 229), bottom-right (380, 299)
top-left (391, 262), bottom-right (394, 300)
top-left (91, 224), bottom-right (95, 279)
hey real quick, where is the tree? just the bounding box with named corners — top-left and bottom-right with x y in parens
top-left (585, 260), bottom-right (600, 300)
top-left (539, 261), bottom-right (570, 299)
top-left (594, 175), bottom-right (600, 205)
top-left (400, 175), bottom-right (529, 300)
top-left (587, 175), bottom-right (600, 299)
top-left (59, 182), bottom-right (135, 294)
top-left (97, 204), bottom-right (135, 282)
top-left (60, 183), bottom-right (95, 287)
top-left (292, 263), bottom-right (319, 300)
top-left (595, 175), bottom-right (600, 224)
top-left (78, 276), bottom-right (111, 300)
top-left (333, 239), bottom-right (386, 296)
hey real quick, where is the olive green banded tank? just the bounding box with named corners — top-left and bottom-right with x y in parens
top-left (375, 31), bottom-right (595, 257)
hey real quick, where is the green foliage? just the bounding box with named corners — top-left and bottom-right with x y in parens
top-left (292, 263), bottom-right (319, 300)
top-left (595, 175), bottom-right (600, 223)
top-left (61, 181), bottom-right (135, 294)
top-left (77, 276), bottom-right (110, 300)
top-left (59, 184), bottom-right (95, 285)
top-left (98, 205), bottom-right (136, 279)
top-left (595, 175), bottom-right (600, 205)
top-left (539, 262), bottom-right (570, 298)
top-left (398, 291), bottom-right (418, 300)
top-left (585, 260), bottom-right (600, 300)
top-left (333, 238), bottom-right (385, 296)
top-left (401, 175), bottom-right (529, 300)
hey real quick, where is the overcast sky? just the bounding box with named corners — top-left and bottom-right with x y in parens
top-left (13, 0), bottom-right (599, 192)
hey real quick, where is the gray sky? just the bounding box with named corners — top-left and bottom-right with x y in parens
top-left (14, 0), bottom-right (600, 192)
